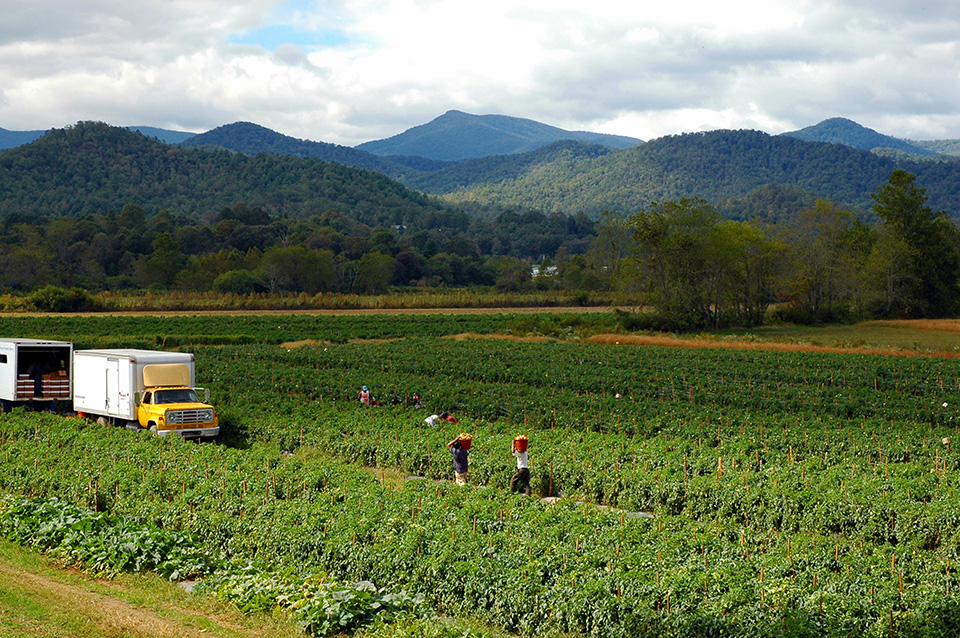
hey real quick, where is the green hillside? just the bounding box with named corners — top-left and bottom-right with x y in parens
top-left (422, 129), bottom-right (960, 218)
top-left (0, 121), bottom-right (453, 228)
top-left (357, 109), bottom-right (641, 161)
top-left (782, 117), bottom-right (936, 157)
top-left (403, 139), bottom-right (612, 194)
top-left (182, 121), bottom-right (410, 178)
top-left (912, 138), bottom-right (960, 157)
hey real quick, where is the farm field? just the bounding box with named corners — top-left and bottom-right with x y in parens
top-left (2, 312), bottom-right (960, 636)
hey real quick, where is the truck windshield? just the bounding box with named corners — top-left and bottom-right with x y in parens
top-left (154, 389), bottom-right (199, 404)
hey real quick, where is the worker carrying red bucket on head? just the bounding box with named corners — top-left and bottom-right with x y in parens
top-left (511, 435), bottom-right (531, 495)
top-left (447, 433), bottom-right (472, 486)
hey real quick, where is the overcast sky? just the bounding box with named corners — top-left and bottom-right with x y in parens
top-left (2, 0), bottom-right (959, 146)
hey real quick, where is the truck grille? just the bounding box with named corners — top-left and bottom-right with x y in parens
top-left (167, 409), bottom-right (214, 424)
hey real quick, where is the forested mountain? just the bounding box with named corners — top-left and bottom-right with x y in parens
top-left (423, 129), bottom-right (960, 220)
top-left (1, 125), bottom-right (195, 150)
top-left (912, 138), bottom-right (960, 157)
top-left (0, 122), bottom-right (456, 229)
top-left (356, 110), bottom-right (641, 161)
top-left (0, 127), bottom-right (47, 150)
top-left (181, 122), bottom-right (411, 178)
top-left (402, 140), bottom-right (613, 195)
top-left (782, 118), bottom-right (937, 157)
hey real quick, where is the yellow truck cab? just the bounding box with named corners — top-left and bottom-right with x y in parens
top-left (135, 364), bottom-right (218, 437)
top-left (73, 349), bottom-right (219, 440)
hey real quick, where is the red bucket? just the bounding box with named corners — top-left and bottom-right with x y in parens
top-left (514, 435), bottom-right (528, 452)
top-left (458, 433), bottom-right (473, 450)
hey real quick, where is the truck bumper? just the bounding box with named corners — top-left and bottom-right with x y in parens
top-left (156, 426), bottom-right (219, 439)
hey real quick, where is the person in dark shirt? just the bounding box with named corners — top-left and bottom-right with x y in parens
top-left (447, 433), bottom-right (472, 485)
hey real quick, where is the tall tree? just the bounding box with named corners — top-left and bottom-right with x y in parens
top-left (781, 200), bottom-right (869, 322)
top-left (868, 170), bottom-right (960, 317)
top-left (629, 198), bottom-right (723, 329)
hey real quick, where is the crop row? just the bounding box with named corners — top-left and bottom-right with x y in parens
top-left (0, 312), bottom-right (526, 348)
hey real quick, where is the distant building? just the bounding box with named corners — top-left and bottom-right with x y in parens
top-left (531, 265), bottom-right (558, 278)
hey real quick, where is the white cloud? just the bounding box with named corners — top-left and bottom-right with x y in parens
top-left (0, 0), bottom-right (959, 144)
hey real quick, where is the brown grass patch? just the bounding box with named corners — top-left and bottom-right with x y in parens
top-left (864, 319), bottom-right (960, 333)
top-left (279, 339), bottom-right (330, 349)
top-left (364, 466), bottom-right (410, 490)
top-left (584, 333), bottom-right (960, 358)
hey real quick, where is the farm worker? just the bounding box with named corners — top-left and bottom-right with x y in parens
top-left (411, 393), bottom-right (422, 408)
top-left (358, 386), bottom-right (371, 405)
top-left (510, 435), bottom-right (531, 496)
top-left (26, 361), bottom-right (44, 397)
top-left (424, 413), bottom-right (440, 427)
top-left (447, 433), bottom-right (472, 486)
top-left (441, 411), bottom-right (458, 423)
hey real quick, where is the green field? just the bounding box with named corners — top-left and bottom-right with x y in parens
top-left (2, 313), bottom-right (960, 637)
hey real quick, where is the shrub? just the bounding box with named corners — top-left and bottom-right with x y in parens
top-left (28, 286), bottom-right (93, 312)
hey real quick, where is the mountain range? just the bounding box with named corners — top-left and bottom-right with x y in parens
top-left (3, 114), bottom-right (960, 224)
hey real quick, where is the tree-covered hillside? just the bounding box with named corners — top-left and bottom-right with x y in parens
top-left (182, 121), bottom-right (409, 178)
top-left (428, 129), bottom-right (960, 219)
top-left (782, 117), bottom-right (936, 156)
top-left (0, 122), bottom-right (453, 229)
top-left (403, 140), bottom-right (613, 195)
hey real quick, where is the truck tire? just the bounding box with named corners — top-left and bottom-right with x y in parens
top-left (148, 423), bottom-right (158, 434)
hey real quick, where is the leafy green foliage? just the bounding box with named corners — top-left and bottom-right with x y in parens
top-left (200, 569), bottom-right (426, 636)
top-left (0, 496), bottom-right (214, 579)
top-left (27, 286), bottom-right (94, 312)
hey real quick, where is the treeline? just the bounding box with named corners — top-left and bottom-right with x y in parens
top-left (0, 200), bottom-right (597, 298)
top-left (3, 164), bottom-right (958, 328)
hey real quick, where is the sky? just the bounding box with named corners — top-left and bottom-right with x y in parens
top-left (2, 0), bottom-right (959, 146)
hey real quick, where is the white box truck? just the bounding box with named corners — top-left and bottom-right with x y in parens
top-left (0, 338), bottom-right (73, 410)
top-left (73, 349), bottom-right (219, 440)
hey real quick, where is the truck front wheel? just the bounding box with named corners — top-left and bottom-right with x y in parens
top-left (148, 423), bottom-right (158, 434)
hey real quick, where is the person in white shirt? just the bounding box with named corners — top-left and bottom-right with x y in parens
top-left (358, 386), bottom-right (371, 405)
top-left (510, 436), bottom-right (531, 495)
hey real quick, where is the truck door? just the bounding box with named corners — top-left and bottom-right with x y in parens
top-left (105, 358), bottom-right (120, 415)
top-left (117, 360), bottom-right (131, 416)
